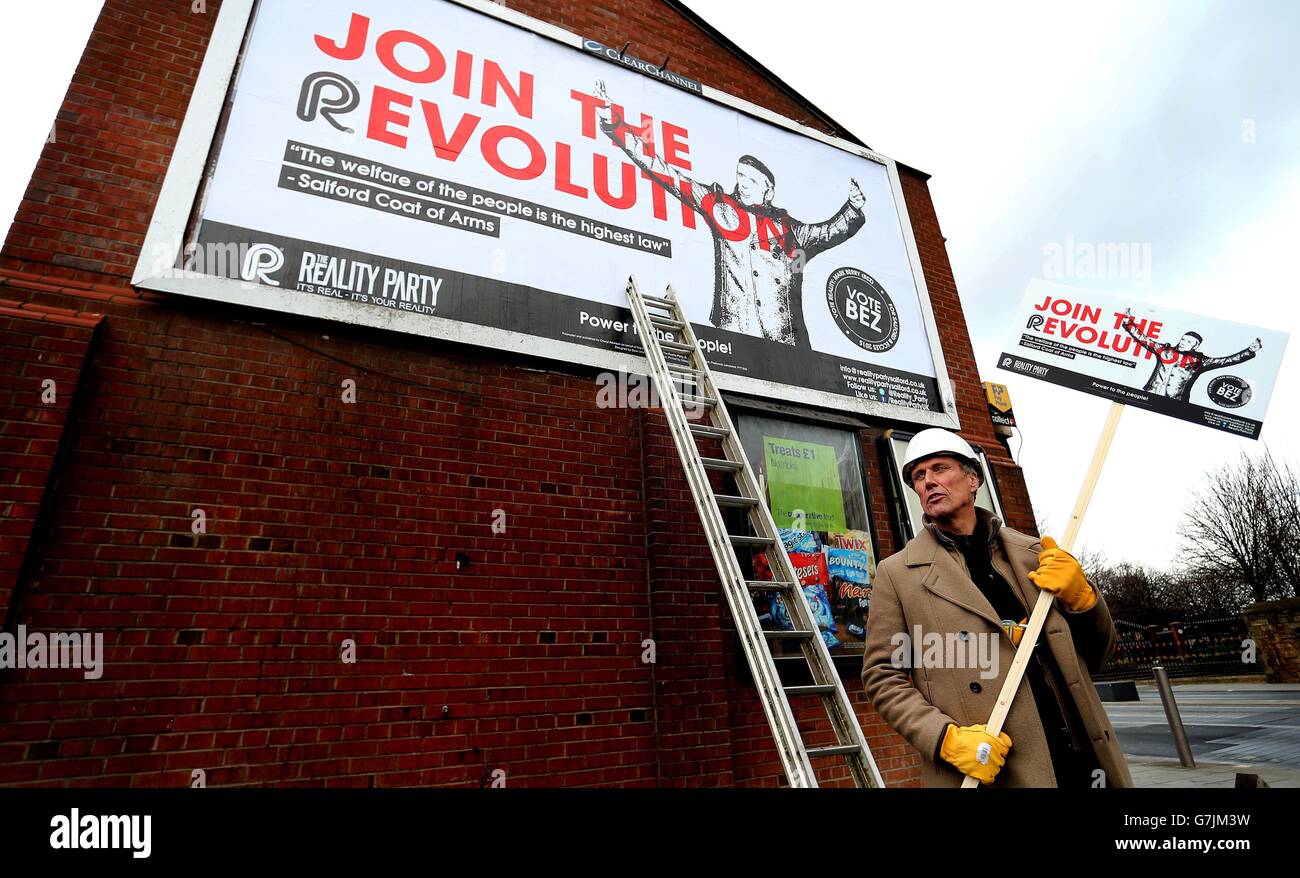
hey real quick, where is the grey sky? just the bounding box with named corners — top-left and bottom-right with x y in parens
top-left (1, 0), bottom-right (1296, 572)
top-left (0, 2), bottom-right (102, 240)
top-left (686, 0), bottom-right (1300, 569)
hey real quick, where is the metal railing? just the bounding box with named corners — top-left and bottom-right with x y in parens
top-left (1092, 616), bottom-right (1260, 682)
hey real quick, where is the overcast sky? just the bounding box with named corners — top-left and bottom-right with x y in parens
top-left (685, 0), bottom-right (1300, 569)
top-left (1, 0), bottom-right (1296, 571)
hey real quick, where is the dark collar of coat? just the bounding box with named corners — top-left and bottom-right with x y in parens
top-left (904, 505), bottom-right (1041, 567)
top-left (903, 506), bottom-right (1045, 626)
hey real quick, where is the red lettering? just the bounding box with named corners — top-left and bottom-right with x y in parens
top-left (677, 181), bottom-right (697, 229)
top-left (554, 141), bottom-right (588, 198)
top-left (594, 155), bottom-right (637, 209)
top-left (643, 170), bottom-right (670, 220)
top-left (701, 192), bottom-right (750, 242)
top-left (316, 12), bottom-right (369, 60)
top-left (375, 29), bottom-right (446, 84)
top-left (608, 103), bottom-right (632, 141)
top-left (419, 101), bottom-right (480, 160)
top-left (481, 125), bottom-right (545, 180)
top-left (662, 121), bottom-right (691, 170)
top-left (570, 89), bottom-right (605, 139)
top-left (452, 50), bottom-right (473, 99)
top-left (755, 214), bottom-right (791, 252)
top-left (636, 114), bottom-right (656, 158)
top-left (481, 61), bottom-right (534, 118)
top-left (368, 86), bottom-right (412, 148)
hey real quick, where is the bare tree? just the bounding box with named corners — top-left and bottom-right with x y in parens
top-left (1031, 502), bottom-right (1051, 540)
top-left (1162, 568), bottom-right (1252, 620)
top-left (1090, 560), bottom-right (1177, 625)
top-left (1259, 450), bottom-right (1300, 597)
top-left (1177, 448), bottom-right (1300, 606)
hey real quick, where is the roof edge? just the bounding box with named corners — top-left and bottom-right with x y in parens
top-left (664, 0), bottom-right (870, 151)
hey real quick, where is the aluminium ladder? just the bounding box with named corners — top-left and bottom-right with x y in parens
top-left (626, 275), bottom-right (883, 789)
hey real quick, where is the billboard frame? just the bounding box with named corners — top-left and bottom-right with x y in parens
top-left (132, 0), bottom-right (961, 429)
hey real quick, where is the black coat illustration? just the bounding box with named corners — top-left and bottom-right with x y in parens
top-left (596, 82), bottom-right (866, 347)
top-left (1123, 315), bottom-right (1261, 403)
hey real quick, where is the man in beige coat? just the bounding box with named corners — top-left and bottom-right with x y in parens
top-left (862, 429), bottom-right (1133, 787)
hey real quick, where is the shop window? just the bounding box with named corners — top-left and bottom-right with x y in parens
top-left (882, 429), bottom-right (1005, 543)
top-left (736, 415), bottom-right (878, 656)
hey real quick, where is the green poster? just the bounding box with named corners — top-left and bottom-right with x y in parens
top-left (762, 436), bottom-right (847, 531)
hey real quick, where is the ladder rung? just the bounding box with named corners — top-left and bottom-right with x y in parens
top-left (785, 684), bottom-right (837, 696)
top-left (806, 744), bottom-right (861, 759)
top-left (714, 494), bottom-right (759, 508)
top-left (745, 580), bottom-right (793, 591)
top-left (764, 629), bottom-right (814, 640)
top-left (625, 275), bottom-right (882, 789)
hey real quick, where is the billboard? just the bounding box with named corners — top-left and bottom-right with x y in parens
top-left (998, 279), bottom-right (1289, 439)
top-left (134, 0), bottom-right (959, 426)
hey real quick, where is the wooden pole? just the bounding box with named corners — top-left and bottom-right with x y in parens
top-left (960, 400), bottom-right (1125, 788)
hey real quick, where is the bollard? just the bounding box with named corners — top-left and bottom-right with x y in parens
top-left (1153, 665), bottom-right (1195, 768)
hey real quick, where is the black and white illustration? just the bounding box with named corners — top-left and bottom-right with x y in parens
top-left (145, 0), bottom-right (949, 417)
top-left (595, 80), bottom-right (866, 348)
top-left (1121, 307), bottom-right (1262, 403)
top-left (1000, 280), bottom-right (1287, 439)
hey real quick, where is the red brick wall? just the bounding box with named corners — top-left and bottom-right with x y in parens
top-left (0, 0), bottom-right (1032, 787)
top-left (0, 301), bottom-right (102, 621)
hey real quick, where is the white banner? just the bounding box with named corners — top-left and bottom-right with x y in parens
top-left (999, 279), bottom-right (1289, 438)
top-left (139, 0), bottom-right (955, 420)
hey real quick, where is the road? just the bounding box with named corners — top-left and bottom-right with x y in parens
top-left (1103, 682), bottom-right (1300, 786)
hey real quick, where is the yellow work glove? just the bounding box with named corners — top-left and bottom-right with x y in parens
top-left (1001, 616), bottom-right (1028, 646)
top-left (1027, 535), bottom-right (1097, 612)
top-left (940, 723), bottom-right (1012, 785)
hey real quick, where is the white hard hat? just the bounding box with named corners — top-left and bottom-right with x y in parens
top-left (901, 428), bottom-right (983, 486)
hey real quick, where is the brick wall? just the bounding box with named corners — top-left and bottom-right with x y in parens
top-left (0, 301), bottom-right (103, 621)
top-left (1244, 597), bottom-right (1300, 684)
top-left (0, 0), bottom-right (1032, 787)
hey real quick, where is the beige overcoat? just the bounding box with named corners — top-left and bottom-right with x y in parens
top-left (861, 506), bottom-right (1134, 787)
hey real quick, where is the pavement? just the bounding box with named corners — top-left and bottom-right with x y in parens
top-left (1102, 681), bottom-right (1300, 788)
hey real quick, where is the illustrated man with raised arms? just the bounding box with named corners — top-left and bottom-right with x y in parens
top-left (1122, 308), bottom-right (1261, 403)
top-left (594, 81), bottom-right (867, 348)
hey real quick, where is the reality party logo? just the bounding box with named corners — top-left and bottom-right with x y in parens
top-left (826, 267), bottom-right (899, 353)
top-left (240, 243), bottom-right (285, 286)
